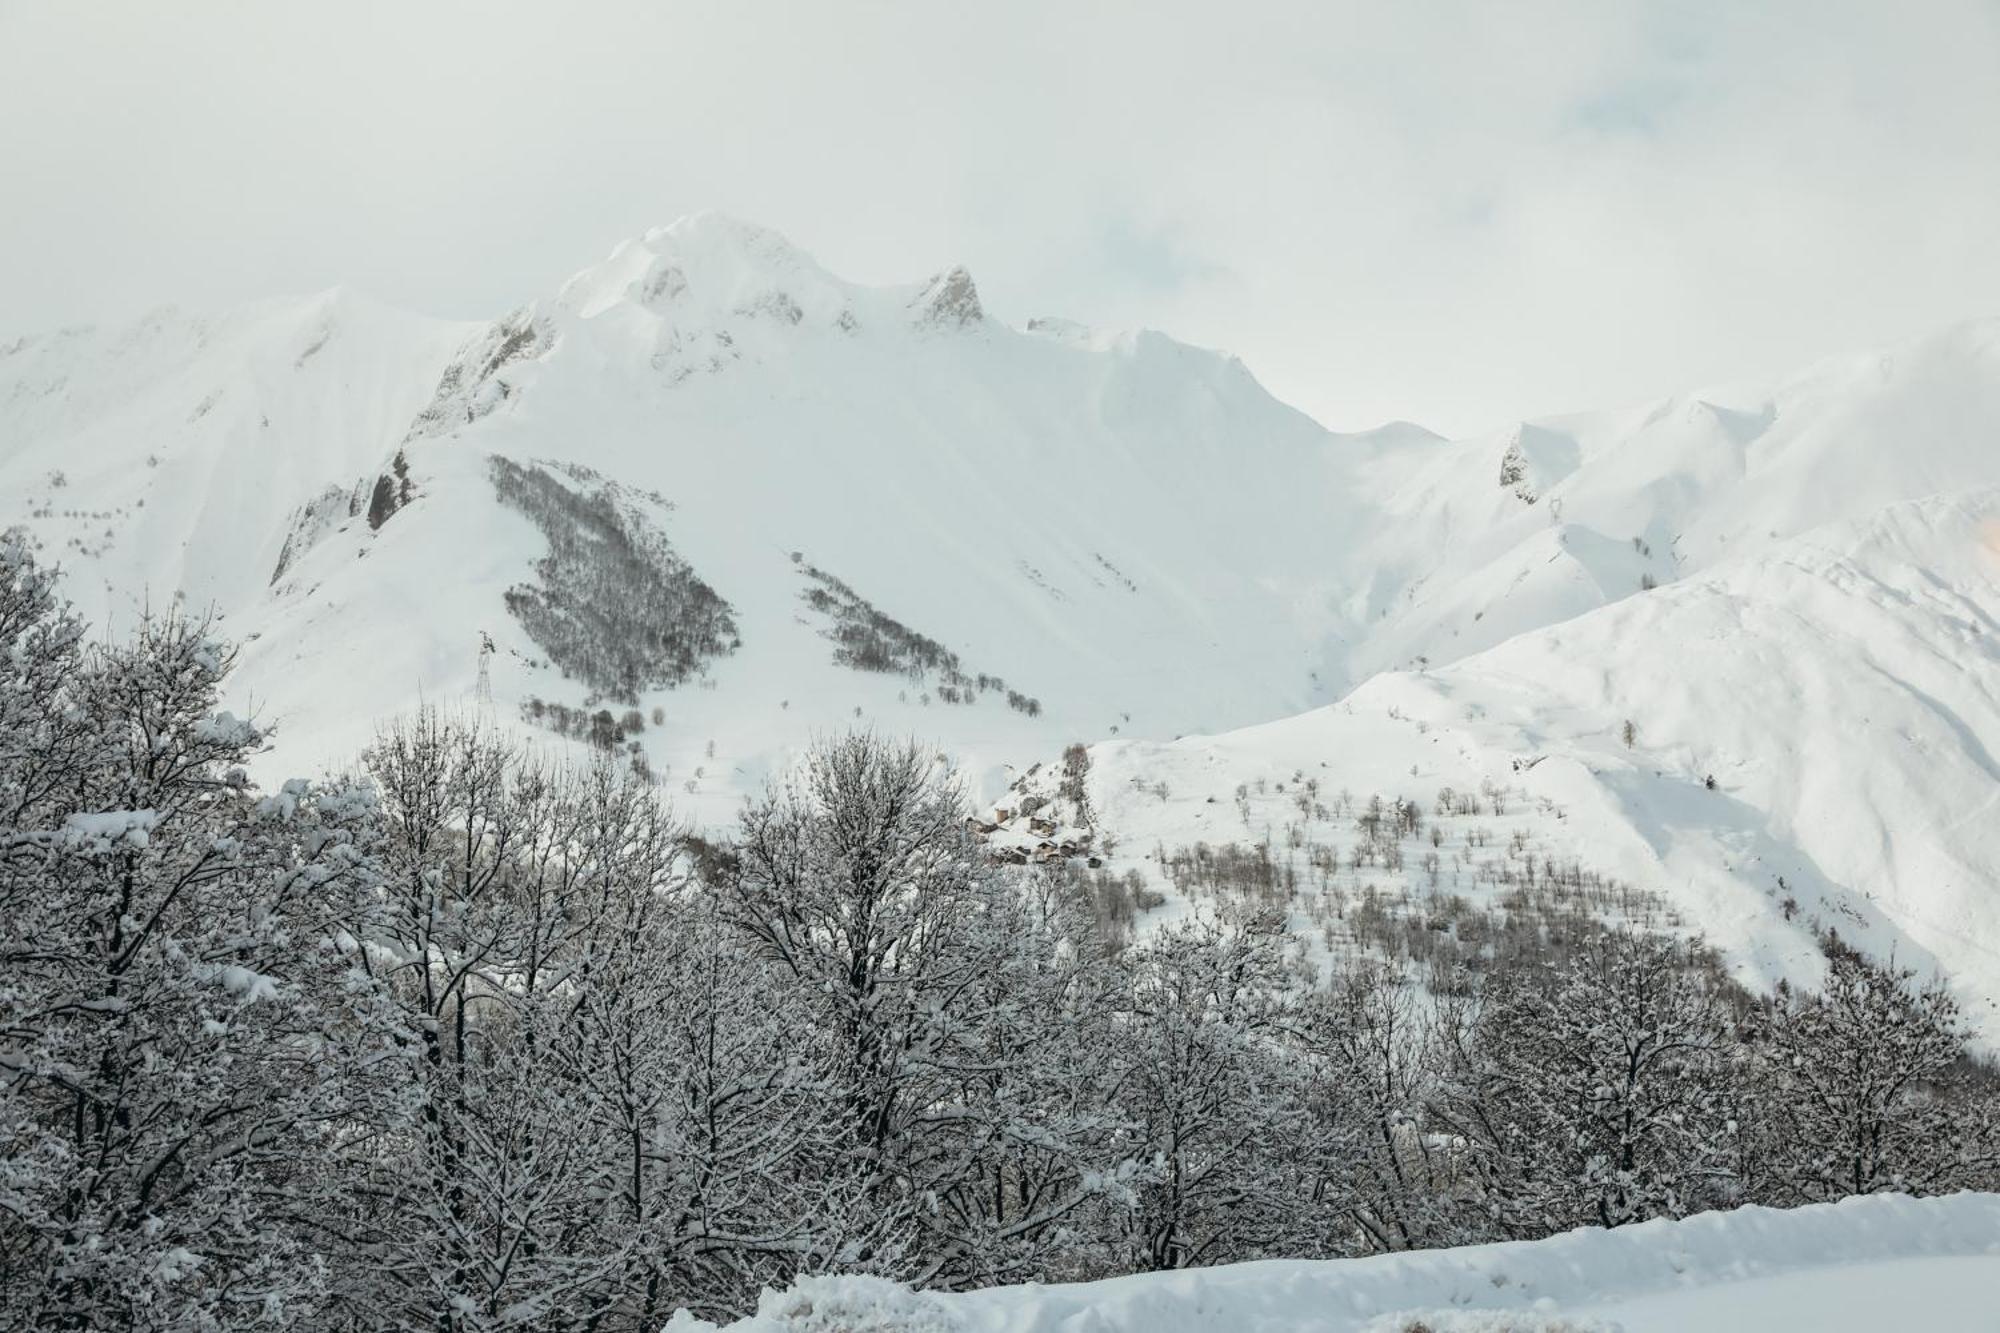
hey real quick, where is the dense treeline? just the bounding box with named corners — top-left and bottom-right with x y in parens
top-left (1, 532), bottom-right (1994, 1330)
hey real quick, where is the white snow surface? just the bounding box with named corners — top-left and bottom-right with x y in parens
top-left (0, 290), bottom-right (472, 635)
top-left (673, 1192), bottom-right (2000, 1332)
top-left (5, 213), bottom-right (2000, 1024)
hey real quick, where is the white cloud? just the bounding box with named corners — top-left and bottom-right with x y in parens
top-left (1, 0), bottom-right (1995, 434)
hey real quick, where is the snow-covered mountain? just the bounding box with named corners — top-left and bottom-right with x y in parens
top-left (1070, 488), bottom-right (2000, 1027)
top-left (1064, 330), bottom-right (2000, 1033)
top-left (2, 214), bottom-right (1384, 807)
top-left (4, 213), bottom-right (1999, 1026)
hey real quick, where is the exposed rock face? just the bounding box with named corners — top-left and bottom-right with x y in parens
top-left (637, 262), bottom-right (688, 307)
top-left (406, 308), bottom-right (556, 440)
top-left (269, 482), bottom-right (359, 586)
top-left (1499, 439), bottom-right (1536, 503)
top-left (1496, 422), bottom-right (1583, 506)
top-left (737, 290), bottom-right (805, 324)
top-left (911, 266), bottom-right (983, 329)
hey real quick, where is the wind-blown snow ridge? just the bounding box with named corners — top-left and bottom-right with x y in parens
top-left (679, 1192), bottom-right (2000, 1332)
top-left (561, 212), bottom-right (860, 325)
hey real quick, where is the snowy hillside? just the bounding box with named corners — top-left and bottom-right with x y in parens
top-left (1066, 487), bottom-right (2000, 1032)
top-left (0, 291), bottom-right (471, 635)
top-left (682, 1192), bottom-right (2000, 1332)
top-left (5, 215), bottom-right (2000, 1023)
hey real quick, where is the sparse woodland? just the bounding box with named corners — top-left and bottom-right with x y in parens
top-left (2, 533), bottom-right (1995, 1331)
top-left (793, 556), bottom-right (1041, 715)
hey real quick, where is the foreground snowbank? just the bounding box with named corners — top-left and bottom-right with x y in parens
top-left (672, 1193), bottom-right (2000, 1332)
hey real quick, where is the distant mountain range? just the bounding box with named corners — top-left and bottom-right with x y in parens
top-left (6, 213), bottom-right (1999, 1031)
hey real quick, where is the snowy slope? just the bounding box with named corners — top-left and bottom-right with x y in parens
top-left (0, 291), bottom-right (472, 635)
top-left (1068, 487), bottom-right (2000, 1029)
top-left (678, 1192), bottom-right (2000, 1332)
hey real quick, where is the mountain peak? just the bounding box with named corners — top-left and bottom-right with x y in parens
top-left (910, 266), bottom-right (984, 330)
top-left (642, 211), bottom-right (827, 280)
top-left (554, 214), bottom-right (992, 340)
top-left (646, 209), bottom-right (804, 255)
top-left (554, 212), bottom-right (846, 324)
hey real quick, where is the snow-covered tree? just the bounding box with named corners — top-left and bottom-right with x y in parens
top-left (907, 866), bottom-right (1135, 1287)
top-left (1296, 961), bottom-right (1471, 1254)
top-left (348, 715), bottom-right (709, 1330)
top-left (720, 733), bottom-right (1014, 1278)
top-left (1752, 941), bottom-right (1995, 1203)
top-left (1109, 909), bottom-right (1310, 1270)
top-left (1429, 929), bottom-right (1738, 1236)
top-left (548, 880), bottom-right (853, 1326)
top-left (0, 532), bottom-right (402, 1330)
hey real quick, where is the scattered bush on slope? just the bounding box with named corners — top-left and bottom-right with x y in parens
top-left (793, 553), bottom-right (1040, 714)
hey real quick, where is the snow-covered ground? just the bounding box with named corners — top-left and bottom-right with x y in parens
top-left (6, 213), bottom-right (2000, 1029)
top-left (676, 1193), bottom-right (2000, 1332)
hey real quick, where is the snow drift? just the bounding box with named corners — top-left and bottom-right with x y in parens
top-left (674, 1192), bottom-right (2000, 1332)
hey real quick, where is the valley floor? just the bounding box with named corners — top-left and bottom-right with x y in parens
top-left (684, 1192), bottom-right (2000, 1332)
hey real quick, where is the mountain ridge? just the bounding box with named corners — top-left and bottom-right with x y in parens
top-left (5, 216), bottom-right (2000, 1027)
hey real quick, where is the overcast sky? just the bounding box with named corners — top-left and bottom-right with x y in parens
top-left (3, 1), bottom-right (1997, 435)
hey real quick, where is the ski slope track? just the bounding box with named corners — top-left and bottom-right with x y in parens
top-left (4, 213), bottom-right (2000, 1028)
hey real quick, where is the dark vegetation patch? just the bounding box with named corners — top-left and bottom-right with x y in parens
top-left (491, 456), bottom-right (738, 704)
top-left (518, 695), bottom-right (657, 783)
top-left (791, 553), bottom-right (1042, 715)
